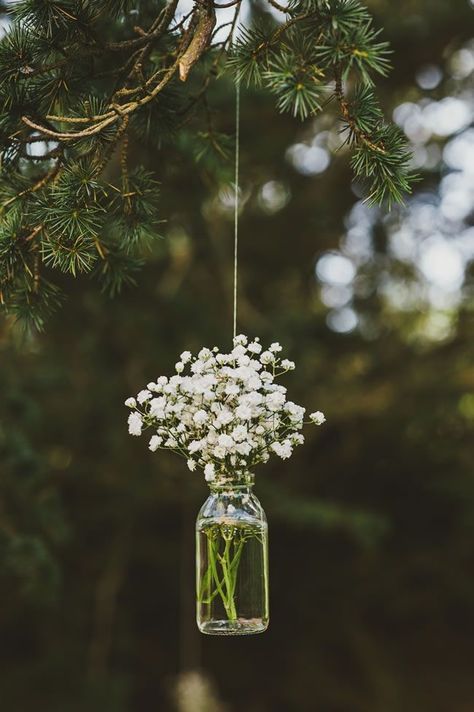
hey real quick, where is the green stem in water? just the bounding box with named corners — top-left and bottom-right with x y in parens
top-left (207, 534), bottom-right (229, 612)
top-left (220, 535), bottom-right (238, 620)
top-left (198, 524), bottom-right (253, 621)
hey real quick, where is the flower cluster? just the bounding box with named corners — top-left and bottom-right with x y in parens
top-left (126, 335), bottom-right (325, 482)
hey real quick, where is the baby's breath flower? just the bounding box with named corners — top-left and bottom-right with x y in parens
top-left (149, 434), bottom-right (162, 451)
top-left (271, 440), bottom-right (292, 459)
top-left (193, 409), bottom-right (208, 425)
top-left (266, 391), bottom-right (285, 411)
top-left (218, 433), bottom-right (234, 449)
top-left (198, 347), bottom-right (212, 361)
top-left (310, 411), bottom-right (326, 425)
top-left (248, 341), bottom-right (262, 354)
top-left (235, 404), bottom-right (252, 420)
top-left (260, 351), bottom-right (275, 365)
top-left (128, 412), bottom-right (143, 436)
top-left (137, 389), bottom-right (152, 404)
top-left (126, 336), bottom-right (325, 481)
top-left (204, 463), bottom-right (215, 481)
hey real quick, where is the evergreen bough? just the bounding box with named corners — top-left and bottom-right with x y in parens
top-left (0, 0), bottom-right (415, 332)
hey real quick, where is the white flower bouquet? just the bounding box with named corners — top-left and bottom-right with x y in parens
top-left (125, 334), bottom-right (326, 635)
top-left (125, 334), bottom-right (326, 482)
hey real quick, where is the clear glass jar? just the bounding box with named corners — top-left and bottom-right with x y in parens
top-left (196, 474), bottom-right (269, 636)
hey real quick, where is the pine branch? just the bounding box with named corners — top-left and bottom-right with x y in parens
top-left (334, 70), bottom-right (414, 207)
top-left (0, 0), bottom-right (416, 332)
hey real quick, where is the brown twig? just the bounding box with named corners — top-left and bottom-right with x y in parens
top-left (0, 163), bottom-right (61, 211)
top-left (266, 0), bottom-right (291, 13)
top-left (21, 0), bottom-right (199, 143)
top-left (178, 1), bottom-right (216, 81)
top-left (334, 67), bottom-right (386, 154)
top-left (25, 225), bottom-right (43, 243)
top-left (213, 0), bottom-right (241, 7)
top-left (94, 115), bottom-right (130, 176)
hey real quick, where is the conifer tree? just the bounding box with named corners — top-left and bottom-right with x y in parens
top-left (0, 0), bottom-right (415, 331)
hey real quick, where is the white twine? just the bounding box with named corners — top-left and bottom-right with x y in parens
top-left (233, 78), bottom-right (240, 340)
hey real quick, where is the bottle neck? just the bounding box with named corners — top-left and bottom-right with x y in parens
top-left (209, 472), bottom-right (254, 495)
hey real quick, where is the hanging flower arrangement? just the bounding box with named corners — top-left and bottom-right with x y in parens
top-left (126, 334), bottom-right (325, 636)
top-left (125, 334), bottom-right (325, 480)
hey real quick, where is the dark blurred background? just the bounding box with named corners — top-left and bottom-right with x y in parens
top-left (1, 0), bottom-right (474, 710)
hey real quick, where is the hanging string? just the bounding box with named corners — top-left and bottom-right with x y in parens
top-left (233, 78), bottom-right (240, 340)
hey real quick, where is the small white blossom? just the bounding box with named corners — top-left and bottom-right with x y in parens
top-left (248, 341), bottom-right (262, 354)
top-left (245, 391), bottom-right (263, 406)
top-left (310, 411), bottom-right (326, 425)
top-left (128, 412), bottom-right (143, 436)
top-left (260, 351), bottom-right (275, 365)
top-left (125, 397), bottom-right (136, 408)
top-left (271, 440), bottom-right (292, 459)
top-left (215, 409), bottom-right (233, 426)
top-left (235, 404), bottom-right (252, 420)
top-left (204, 463), bottom-right (215, 481)
top-left (235, 441), bottom-right (252, 456)
top-left (247, 376), bottom-right (262, 391)
top-left (232, 425), bottom-right (248, 442)
top-left (232, 344), bottom-right (247, 359)
top-left (175, 362), bottom-right (185, 373)
top-left (149, 397), bottom-right (166, 417)
top-left (193, 409), bottom-right (208, 426)
top-left (187, 459), bottom-right (197, 471)
top-left (149, 434), bottom-right (162, 451)
top-left (137, 389), bottom-right (152, 404)
top-left (266, 391), bottom-right (286, 411)
top-left (270, 342), bottom-right (282, 353)
top-left (180, 351), bottom-right (192, 363)
top-left (281, 359), bottom-right (295, 371)
top-left (285, 401), bottom-right (306, 420)
top-left (218, 433), bottom-right (234, 449)
top-left (198, 347), bottom-right (212, 361)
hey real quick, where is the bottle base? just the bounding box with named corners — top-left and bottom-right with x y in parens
top-left (198, 617), bottom-right (269, 636)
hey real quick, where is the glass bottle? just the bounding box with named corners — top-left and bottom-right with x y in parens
top-left (196, 473), bottom-right (269, 636)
